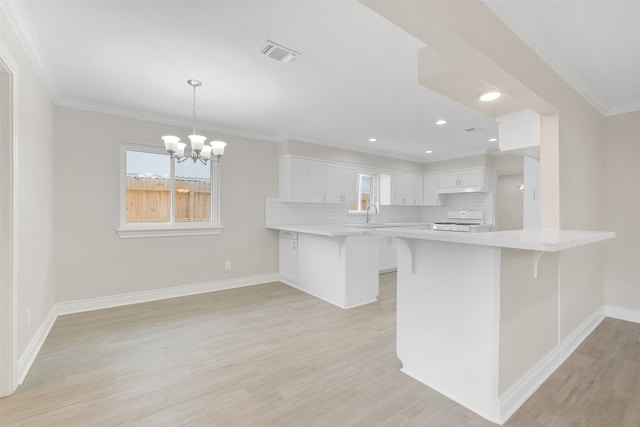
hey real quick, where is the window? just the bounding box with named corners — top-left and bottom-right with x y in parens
top-left (118, 142), bottom-right (222, 238)
top-left (349, 173), bottom-right (376, 212)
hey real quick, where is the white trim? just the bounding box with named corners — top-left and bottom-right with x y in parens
top-left (0, 41), bottom-right (18, 398)
top-left (119, 141), bottom-right (222, 235)
top-left (117, 224), bottom-right (223, 239)
top-left (16, 307), bottom-right (56, 385)
top-left (56, 273), bottom-right (279, 316)
top-left (498, 307), bottom-right (605, 423)
top-left (0, 0), bottom-right (59, 102)
top-left (605, 305), bottom-right (640, 324)
top-left (279, 279), bottom-right (377, 310)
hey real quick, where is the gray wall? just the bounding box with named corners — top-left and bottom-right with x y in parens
top-left (1, 9), bottom-right (57, 357)
top-left (54, 107), bottom-right (279, 303)
top-left (603, 111), bottom-right (640, 310)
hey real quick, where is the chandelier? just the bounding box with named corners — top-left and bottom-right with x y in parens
top-left (162, 79), bottom-right (227, 164)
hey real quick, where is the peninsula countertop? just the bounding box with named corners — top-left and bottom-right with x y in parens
top-left (374, 227), bottom-right (615, 252)
top-left (266, 223), bottom-right (432, 237)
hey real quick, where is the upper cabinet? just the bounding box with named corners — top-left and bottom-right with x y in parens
top-left (279, 156), bottom-right (357, 203)
top-left (308, 160), bottom-right (357, 204)
top-left (437, 167), bottom-right (491, 194)
top-left (280, 155), bottom-right (492, 206)
top-left (391, 172), bottom-right (423, 206)
top-left (423, 173), bottom-right (441, 206)
top-left (279, 156), bottom-right (308, 202)
top-left (497, 109), bottom-right (540, 158)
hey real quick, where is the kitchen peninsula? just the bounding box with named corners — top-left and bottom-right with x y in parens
top-left (267, 224), bottom-right (380, 309)
top-left (374, 227), bottom-right (615, 424)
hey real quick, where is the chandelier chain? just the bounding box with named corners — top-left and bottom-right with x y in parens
top-left (192, 83), bottom-right (197, 136)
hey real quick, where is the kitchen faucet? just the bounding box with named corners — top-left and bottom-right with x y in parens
top-left (366, 204), bottom-right (378, 223)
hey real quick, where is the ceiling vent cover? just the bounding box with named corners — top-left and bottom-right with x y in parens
top-left (261, 40), bottom-right (301, 63)
top-left (464, 127), bottom-right (485, 133)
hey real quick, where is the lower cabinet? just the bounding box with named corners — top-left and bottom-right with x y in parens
top-left (379, 235), bottom-right (398, 272)
top-left (278, 231), bottom-right (298, 284)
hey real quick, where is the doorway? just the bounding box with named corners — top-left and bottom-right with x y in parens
top-left (0, 48), bottom-right (16, 397)
top-left (495, 172), bottom-right (524, 231)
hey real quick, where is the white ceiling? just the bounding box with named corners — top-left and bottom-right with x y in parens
top-left (484, 0), bottom-right (640, 117)
top-left (3, 1), bottom-right (638, 163)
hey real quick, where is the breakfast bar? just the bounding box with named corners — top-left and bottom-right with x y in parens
top-left (375, 227), bottom-right (615, 424)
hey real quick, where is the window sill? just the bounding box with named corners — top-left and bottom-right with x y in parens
top-left (117, 223), bottom-right (223, 239)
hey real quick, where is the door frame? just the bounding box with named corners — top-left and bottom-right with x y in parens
top-left (0, 43), bottom-right (18, 397)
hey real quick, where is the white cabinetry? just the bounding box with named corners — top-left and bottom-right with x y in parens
top-left (307, 161), bottom-right (326, 203)
top-left (379, 235), bottom-right (398, 272)
top-left (278, 231), bottom-right (298, 284)
top-left (437, 168), bottom-right (490, 194)
top-left (279, 156), bottom-right (308, 202)
top-left (280, 156), bottom-right (357, 203)
top-left (497, 109), bottom-right (540, 157)
top-left (391, 172), bottom-right (423, 205)
top-left (423, 173), bottom-right (441, 206)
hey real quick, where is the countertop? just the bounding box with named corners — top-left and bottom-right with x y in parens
top-left (374, 227), bottom-right (615, 252)
top-left (266, 223), bottom-right (432, 237)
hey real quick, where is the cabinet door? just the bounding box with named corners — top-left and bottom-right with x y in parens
top-left (378, 236), bottom-right (398, 271)
top-left (341, 167), bottom-right (358, 204)
top-left (378, 236), bottom-right (388, 271)
top-left (406, 174), bottom-right (423, 205)
top-left (439, 171), bottom-right (459, 189)
top-left (459, 169), bottom-right (483, 187)
top-left (279, 237), bottom-right (298, 283)
top-left (307, 161), bottom-right (325, 202)
top-left (423, 174), bottom-right (440, 206)
top-left (279, 157), bottom-right (307, 202)
top-left (323, 163), bottom-right (342, 203)
top-left (391, 173), bottom-right (405, 205)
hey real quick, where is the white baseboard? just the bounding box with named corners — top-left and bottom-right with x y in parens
top-left (605, 305), bottom-right (640, 324)
top-left (17, 306), bottom-right (57, 385)
top-left (498, 307), bottom-right (606, 424)
top-left (56, 273), bottom-right (279, 315)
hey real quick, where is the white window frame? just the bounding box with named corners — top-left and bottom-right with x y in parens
top-left (117, 141), bottom-right (222, 238)
top-left (349, 173), bottom-right (377, 213)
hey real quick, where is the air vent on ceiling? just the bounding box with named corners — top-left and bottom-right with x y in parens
top-left (464, 127), bottom-right (485, 133)
top-left (261, 40), bottom-right (301, 63)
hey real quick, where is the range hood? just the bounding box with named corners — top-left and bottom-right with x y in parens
top-left (437, 186), bottom-right (489, 194)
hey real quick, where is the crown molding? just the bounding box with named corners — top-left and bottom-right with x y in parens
top-left (605, 101), bottom-right (640, 117)
top-left (1, 0), bottom-right (59, 102)
top-left (55, 96), bottom-right (283, 144)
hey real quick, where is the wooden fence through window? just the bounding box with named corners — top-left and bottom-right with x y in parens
top-left (126, 176), bottom-right (211, 223)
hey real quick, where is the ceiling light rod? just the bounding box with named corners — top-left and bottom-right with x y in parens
top-left (162, 79), bottom-right (227, 164)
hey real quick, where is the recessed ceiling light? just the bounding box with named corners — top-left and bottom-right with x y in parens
top-left (478, 90), bottom-right (502, 102)
top-left (488, 138), bottom-right (498, 142)
top-left (435, 119), bottom-right (447, 126)
top-left (425, 150), bottom-right (433, 154)
top-left (368, 138), bottom-right (377, 142)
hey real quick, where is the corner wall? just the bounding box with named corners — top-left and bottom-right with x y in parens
top-left (603, 111), bottom-right (640, 312)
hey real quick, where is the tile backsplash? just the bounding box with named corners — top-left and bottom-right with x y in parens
top-left (265, 192), bottom-right (493, 226)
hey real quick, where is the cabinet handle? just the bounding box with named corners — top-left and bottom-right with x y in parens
top-left (533, 189), bottom-right (536, 200)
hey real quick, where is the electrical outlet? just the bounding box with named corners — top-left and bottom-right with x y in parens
top-left (26, 308), bottom-right (31, 326)
top-left (225, 261), bottom-right (231, 270)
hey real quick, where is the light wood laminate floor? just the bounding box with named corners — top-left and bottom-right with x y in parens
top-left (1, 273), bottom-right (639, 426)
